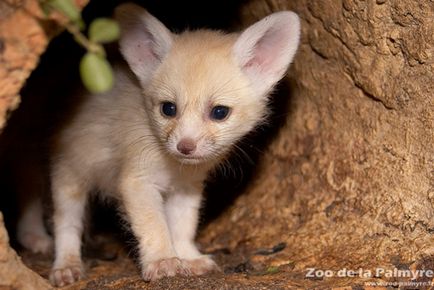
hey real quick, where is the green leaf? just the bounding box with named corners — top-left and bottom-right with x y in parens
top-left (48, 0), bottom-right (81, 22)
top-left (80, 52), bottom-right (114, 93)
top-left (89, 18), bottom-right (120, 44)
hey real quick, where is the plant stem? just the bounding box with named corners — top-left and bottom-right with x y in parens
top-left (64, 21), bottom-right (105, 56)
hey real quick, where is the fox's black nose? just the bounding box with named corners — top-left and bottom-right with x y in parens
top-left (177, 138), bottom-right (196, 155)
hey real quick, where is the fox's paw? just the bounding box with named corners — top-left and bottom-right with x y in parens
top-left (142, 257), bottom-right (190, 281)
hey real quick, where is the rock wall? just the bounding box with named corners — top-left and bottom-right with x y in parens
top-left (0, 0), bottom-right (88, 129)
top-left (0, 0), bottom-right (47, 128)
top-left (0, 213), bottom-right (52, 289)
top-left (201, 0), bottom-right (434, 275)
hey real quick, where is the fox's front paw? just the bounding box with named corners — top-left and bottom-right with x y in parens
top-left (183, 255), bottom-right (219, 276)
top-left (142, 257), bottom-right (190, 281)
top-left (49, 263), bottom-right (83, 287)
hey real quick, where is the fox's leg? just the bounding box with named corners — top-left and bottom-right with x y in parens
top-left (164, 183), bottom-right (218, 275)
top-left (49, 165), bottom-right (88, 287)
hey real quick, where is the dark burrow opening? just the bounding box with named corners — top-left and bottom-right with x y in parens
top-left (0, 0), bottom-right (295, 287)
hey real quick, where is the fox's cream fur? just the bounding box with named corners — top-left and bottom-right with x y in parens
top-left (17, 3), bottom-right (300, 286)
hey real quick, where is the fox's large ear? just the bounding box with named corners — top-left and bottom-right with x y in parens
top-left (233, 11), bottom-right (300, 95)
top-left (115, 3), bottom-right (173, 86)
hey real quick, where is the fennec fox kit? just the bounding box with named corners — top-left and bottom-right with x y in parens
top-left (44, 3), bottom-right (300, 286)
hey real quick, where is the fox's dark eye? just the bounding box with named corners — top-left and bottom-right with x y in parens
top-left (161, 102), bottom-right (177, 117)
top-left (210, 105), bottom-right (230, 121)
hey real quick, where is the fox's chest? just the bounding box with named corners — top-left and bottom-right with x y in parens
top-left (143, 159), bottom-right (209, 194)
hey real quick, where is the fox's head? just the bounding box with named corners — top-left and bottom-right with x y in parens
top-left (115, 3), bottom-right (300, 164)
